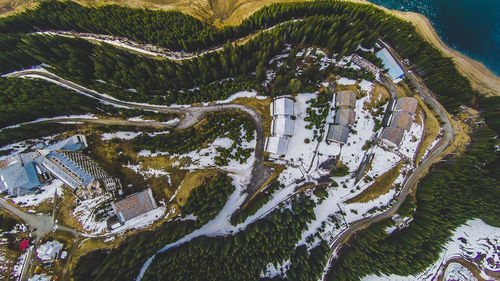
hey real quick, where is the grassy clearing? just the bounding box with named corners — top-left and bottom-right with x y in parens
top-left (175, 170), bottom-right (220, 206)
top-left (363, 82), bottom-right (390, 112)
top-left (347, 163), bottom-right (402, 203)
top-left (54, 186), bottom-right (84, 232)
top-left (336, 84), bottom-right (359, 94)
top-left (415, 95), bottom-right (440, 164)
top-left (232, 96), bottom-right (272, 136)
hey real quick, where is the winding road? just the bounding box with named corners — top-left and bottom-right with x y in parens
top-left (1, 36), bottom-right (456, 280)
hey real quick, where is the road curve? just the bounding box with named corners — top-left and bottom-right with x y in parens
top-left (325, 40), bottom-right (455, 269)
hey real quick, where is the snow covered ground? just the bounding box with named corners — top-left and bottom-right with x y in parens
top-left (362, 219), bottom-right (500, 281)
top-left (398, 115), bottom-right (425, 161)
top-left (11, 180), bottom-right (63, 207)
top-left (101, 131), bottom-right (142, 141)
top-left (443, 263), bottom-right (478, 281)
top-left (72, 195), bottom-right (112, 234)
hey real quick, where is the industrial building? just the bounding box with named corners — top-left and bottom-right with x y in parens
top-left (112, 189), bottom-right (157, 223)
top-left (380, 127), bottom-right (406, 148)
top-left (42, 150), bottom-right (121, 199)
top-left (376, 48), bottom-right (404, 82)
top-left (389, 111), bottom-right (413, 131)
top-left (1, 134), bottom-right (121, 199)
top-left (335, 107), bottom-right (356, 126)
top-left (266, 97), bottom-right (295, 156)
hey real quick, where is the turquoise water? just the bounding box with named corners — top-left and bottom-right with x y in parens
top-left (368, 0), bottom-right (500, 76)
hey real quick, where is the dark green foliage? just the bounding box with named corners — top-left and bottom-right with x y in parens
top-left (355, 49), bottom-right (383, 68)
top-left (286, 241), bottom-right (330, 281)
top-left (142, 197), bottom-right (317, 281)
top-left (0, 213), bottom-right (17, 232)
top-left (0, 77), bottom-right (100, 128)
top-left (481, 96), bottom-right (500, 134)
top-left (325, 128), bottom-right (500, 280)
top-left (305, 91), bottom-right (332, 141)
top-left (133, 112), bottom-right (255, 166)
top-left (230, 180), bottom-right (284, 225)
top-left (181, 174), bottom-right (235, 225)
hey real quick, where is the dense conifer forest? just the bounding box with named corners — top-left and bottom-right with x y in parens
top-left (0, 0), bottom-right (475, 112)
top-left (0, 1), bottom-right (497, 280)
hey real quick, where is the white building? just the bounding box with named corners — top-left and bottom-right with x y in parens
top-left (36, 241), bottom-right (63, 262)
top-left (272, 115), bottom-right (295, 136)
top-left (265, 136), bottom-right (289, 156)
top-left (266, 97), bottom-right (295, 156)
top-left (271, 97), bottom-right (294, 116)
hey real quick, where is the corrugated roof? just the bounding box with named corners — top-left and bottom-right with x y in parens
top-left (44, 134), bottom-right (87, 152)
top-left (376, 48), bottom-right (404, 81)
top-left (272, 116), bottom-right (295, 136)
top-left (265, 136), bottom-right (289, 155)
top-left (113, 189), bottom-right (157, 222)
top-left (390, 111), bottom-right (413, 131)
top-left (0, 153), bottom-right (42, 195)
top-left (272, 97), bottom-right (294, 116)
top-left (335, 108), bottom-right (356, 126)
top-left (381, 127), bottom-right (405, 147)
top-left (394, 97), bottom-right (418, 114)
top-left (335, 90), bottom-right (356, 108)
top-left (327, 125), bottom-right (350, 144)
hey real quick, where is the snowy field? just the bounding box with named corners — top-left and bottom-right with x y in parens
top-left (11, 180), bottom-right (63, 208)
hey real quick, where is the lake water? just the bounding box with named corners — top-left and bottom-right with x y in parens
top-left (368, 0), bottom-right (500, 76)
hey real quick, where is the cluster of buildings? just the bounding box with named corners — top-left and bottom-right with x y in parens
top-left (0, 135), bottom-right (120, 199)
top-left (265, 97), bottom-right (295, 156)
top-left (1, 135), bottom-right (160, 225)
top-left (380, 97), bottom-right (418, 148)
top-left (327, 90), bottom-right (357, 144)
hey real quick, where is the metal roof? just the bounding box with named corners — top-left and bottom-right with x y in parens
top-left (272, 116), bottom-right (295, 136)
top-left (381, 127), bottom-right (405, 147)
top-left (376, 48), bottom-right (404, 81)
top-left (327, 124), bottom-right (350, 144)
top-left (394, 97), bottom-right (418, 115)
top-left (0, 153), bottom-right (42, 196)
top-left (112, 189), bottom-right (157, 223)
top-left (44, 134), bottom-right (87, 152)
top-left (271, 97), bottom-right (294, 116)
top-left (265, 136), bottom-right (289, 156)
top-left (335, 90), bottom-right (356, 108)
top-left (335, 108), bottom-right (356, 126)
top-left (390, 111), bottom-right (413, 131)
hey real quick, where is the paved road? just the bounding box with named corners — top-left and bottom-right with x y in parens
top-left (0, 198), bottom-right (53, 239)
top-left (324, 40), bottom-right (455, 268)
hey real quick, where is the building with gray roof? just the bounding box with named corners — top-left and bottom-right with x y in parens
top-left (389, 111), bottom-right (413, 131)
top-left (380, 127), bottom-right (405, 148)
top-left (327, 124), bottom-right (350, 144)
top-left (42, 151), bottom-right (120, 199)
top-left (335, 90), bottom-right (356, 108)
top-left (112, 189), bottom-right (157, 223)
top-left (335, 108), bottom-right (356, 126)
top-left (394, 97), bottom-right (418, 115)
